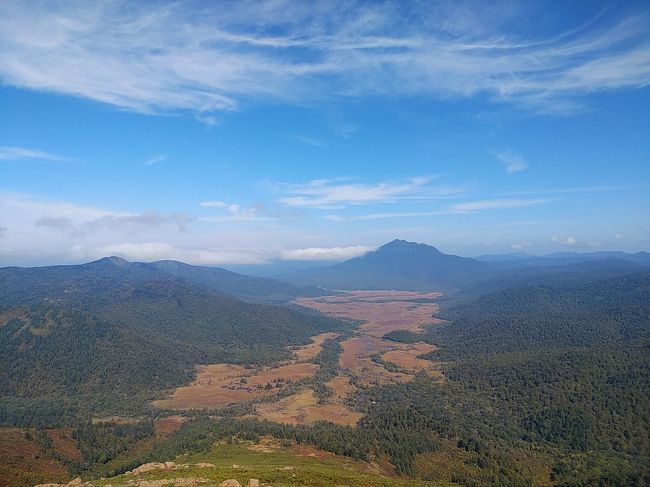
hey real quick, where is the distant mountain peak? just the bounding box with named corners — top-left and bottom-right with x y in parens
top-left (377, 239), bottom-right (442, 254)
top-left (284, 238), bottom-right (486, 291)
top-left (92, 256), bottom-right (131, 266)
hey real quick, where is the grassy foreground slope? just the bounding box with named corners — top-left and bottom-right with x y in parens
top-left (87, 441), bottom-right (443, 487)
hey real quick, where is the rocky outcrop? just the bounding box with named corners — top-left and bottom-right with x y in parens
top-left (34, 465), bottom-right (265, 487)
top-left (35, 478), bottom-right (93, 487)
top-left (128, 462), bottom-right (182, 475)
top-left (125, 462), bottom-right (215, 476)
top-left (128, 479), bottom-right (209, 487)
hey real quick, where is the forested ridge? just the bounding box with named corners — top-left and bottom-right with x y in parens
top-left (0, 260), bottom-right (348, 422)
top-left (0, 255), bottom-right (321, 305)
top-left (416, 270), bottom-right (650, 482)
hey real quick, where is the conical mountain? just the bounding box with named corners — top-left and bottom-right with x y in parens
top-left (282, 239), bottom-right (490, 291)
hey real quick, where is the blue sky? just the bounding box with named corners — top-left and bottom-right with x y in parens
top-left (1, 0), bottom-right (649, 266)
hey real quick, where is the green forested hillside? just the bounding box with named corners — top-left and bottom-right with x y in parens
top-left (433, 270), bottom-right (650, 355)
top-left (146, 259), bottom-right (324, 302)
top-left (0, 256), bottom-right (320, 305)
top-left (0, 260), bottom-right (347, 422)
top-left (395, 271), bottom-right (650, 483)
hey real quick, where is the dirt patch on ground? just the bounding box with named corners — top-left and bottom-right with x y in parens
top-left (154, 363), bottom-right (319, 409)
top-left (256, 389), bottom-right (363, 426)
top-left (291, 332), bottom-right (339, 361)
top-left (340, 335), bottom-right (396, 370)
top-left (0, 428), bottom-right (70, 487)
top-left (381, 343), bottom-right (440, 373)
top-left (0, 307), bottom-right (28, 327)
top-left (46, 428), bottom-right (82, 461)
top-left (339, 336), bottom-right (412, 386)
top-left (154, 416), bottom-right (187, 435)
top-left (326, 375), bottom-right (356, 402)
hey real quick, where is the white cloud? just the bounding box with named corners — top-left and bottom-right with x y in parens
top-left (198, 201), bottom-right (272, 222)
top-left (492, 148), bottom-right (528, 173)
top-left (280, 245), bottom-right (372, 261)
top-left (144, 154), bottom-right (167, 166)
top-left (503, 185), bottom-right (634, 196)
top-left (0, 191), bottom-right (309, 265)
top-left (335, 123), bottom-right (359, 139)
top-left (279, 176), bottom-right (457, 208)
top-left (88, 212), bottom-right (192, 232)
top-left (323, 197), bottom-right (552, 220)
top-left (496, 220), bottom-right (564, 227)
top-left (294, 135), bottom-right (326, 148)
top-left (511, 241), bottom-right (531, 250)
top-left (448, 198), bottom-right (551, 213)
top-left (0, 1), bottom-right (648, 115)
top-left (199, 200), bottom-right (228, 208)
top-left (615, 232), bottom-right (624, 240)
top-left (551, 235), bottom-right (578, 246)
top-left (326, 211), bottom-right (442, 221)
top-left (98, 242), bottom-right (268, 265)
top-left (0, 146), bottom-right (71, 162)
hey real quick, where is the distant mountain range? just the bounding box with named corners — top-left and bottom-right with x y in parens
top-left (0, 256), bottom-right (322, 304)
top-left (279, 239), bottom-right (650, 292)
top-left (474, 250), bottom-right (650, 267)
top-left (3, 242), bottom-right (647, 299)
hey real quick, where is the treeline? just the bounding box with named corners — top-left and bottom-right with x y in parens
top-left (70, 415), bottom-right (438, 480)
top-left (311, 338), bottom-right (344, 402)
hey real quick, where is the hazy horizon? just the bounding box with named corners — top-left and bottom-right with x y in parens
top-left (2, 237), bottom-right (648, 270)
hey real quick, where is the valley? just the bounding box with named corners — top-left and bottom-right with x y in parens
top-left (153, 290), bottom-right (444, 425)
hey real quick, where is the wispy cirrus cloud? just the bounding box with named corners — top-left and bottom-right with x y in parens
top-left (96, 242), bottom-right (268, 265)
top-left (492, 148), bottom-right (528, 173)
top-left (449, 198), bottom-right (552, 213)
top-left (550, 235), bottom-right (595, 250)
top-left (294, 135), bottom-right (326, 148)
top-left (198, 200), bottom-right (272, 222)
top-left (144, 154), bottom-right (167, 166)
top-left (280, 245), bottom-right (372, 261)
top-left (511, 241), bottom-right (532, 251)
top-left (0, 145), bottom-right (71, 162)
top-left (334, 123), bottom-right (359, 139)
top-left (324, 197), bottom-right (553, 221)
top-left (279, 176), bottom-right (461, 209)
top-left (326, 211), bottom-right (442, 222)
top-left (502, 185), bottom-right (636, 196)
top-left (551, 235), bottom-right (578, 246)
top-left (0, 1), bottom-right (648, 115)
